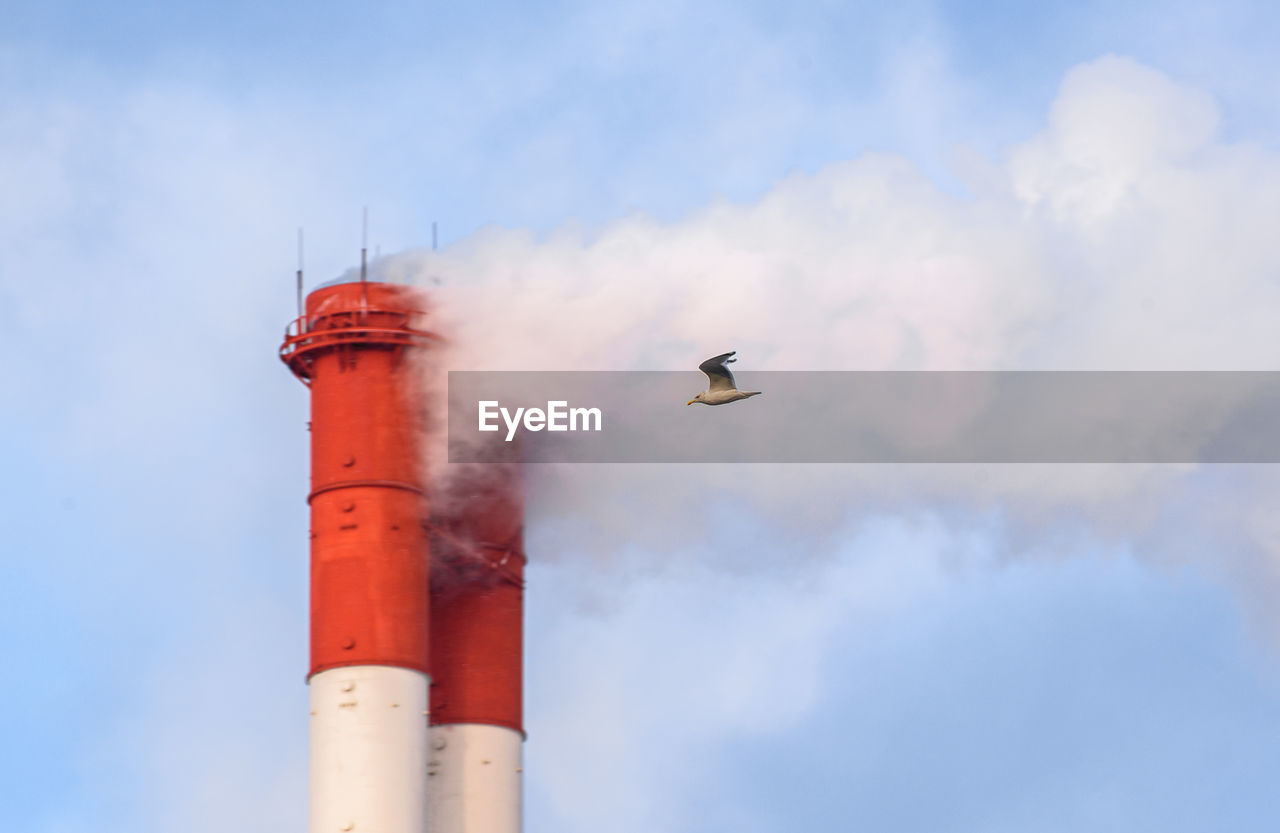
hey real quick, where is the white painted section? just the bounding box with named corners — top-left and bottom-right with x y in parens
top-left (428, 724), bottom-right (523, 833)
top-left (310, 666), bottom-right (430, 833)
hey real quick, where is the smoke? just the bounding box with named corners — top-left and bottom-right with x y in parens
top-left (381, 56), bottom-right (1280, 625)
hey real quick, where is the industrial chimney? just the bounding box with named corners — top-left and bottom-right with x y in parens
top-left (281, 276), bottom-right (525, 833)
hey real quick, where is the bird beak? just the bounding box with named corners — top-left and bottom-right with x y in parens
top-left (686, 400), bottom-right (696, 406)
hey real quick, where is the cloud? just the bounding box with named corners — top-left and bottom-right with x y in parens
top-left (1009, 55), bottom-right (1221, 219)
top-left (525, 518), bottom-right (951, 833)
top-left (384, 55), bottom-right (1280, 634)
top-left (401, 55), bottom-right (1277, 374)
top-left (373, 58), bottom-right (1280, 828)
top-left (7, 35), bottom-right (1280, 832)
top-left (524, 515), bottom-right (1279, 833)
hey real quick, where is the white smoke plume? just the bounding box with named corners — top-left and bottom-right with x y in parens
top-left (374, 56), bottom-right (1280, 626)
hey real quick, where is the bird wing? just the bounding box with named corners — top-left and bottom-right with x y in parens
top-left (698, 351), bottom-right (738, 392)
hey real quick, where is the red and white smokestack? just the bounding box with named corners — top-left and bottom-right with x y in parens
top-left (428, 468), bottom-right (525, 833)
top-left (282, 279), bottom-right (438, 833)
top-left (282, 277), bottom-right (526, 833)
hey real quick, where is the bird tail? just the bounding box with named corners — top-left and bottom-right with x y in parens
top-left (743, 390), bottom-right (762, 398)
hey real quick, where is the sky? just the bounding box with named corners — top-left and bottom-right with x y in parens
top-left (4, 1), bottom-right (1280, 831)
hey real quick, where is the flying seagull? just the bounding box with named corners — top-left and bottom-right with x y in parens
top-left (687, 351), bottom-right (762, 406)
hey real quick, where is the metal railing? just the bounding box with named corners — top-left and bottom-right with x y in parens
top-left (280, 306), bottom-right (440, 382)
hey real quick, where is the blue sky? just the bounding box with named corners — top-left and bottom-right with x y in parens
top-left (4, 2), bottom-right (1280, 831)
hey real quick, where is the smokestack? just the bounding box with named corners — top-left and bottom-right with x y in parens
top-left (282, 276), bottom-right (526, 833)
top-left (428, 465), bottom-right (525, 832)
top-left (282, 279), bottom-right (435, 833)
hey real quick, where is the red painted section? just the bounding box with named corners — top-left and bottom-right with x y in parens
top-left (429, 466), bottom-right (525, 735)
top-left (283, 279), bottom-right (525, 734)
top-left (282, 281), bottom-right (438, 679)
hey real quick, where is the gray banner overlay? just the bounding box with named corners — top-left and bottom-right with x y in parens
top-left (447, 371), bottom-right (1280, 463)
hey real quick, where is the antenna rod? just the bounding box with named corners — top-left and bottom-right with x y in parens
top-left (361, 207), bottom-right (368, 283)
top-left (432, 221), bottom-right (438, 252)
top-left (296, 228), bottom-right (305, 320)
